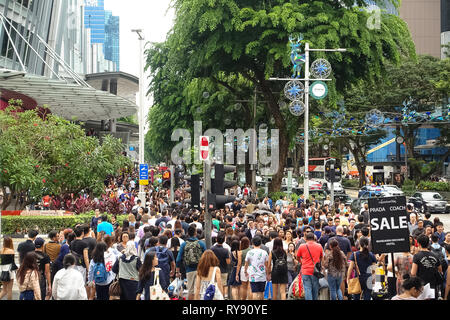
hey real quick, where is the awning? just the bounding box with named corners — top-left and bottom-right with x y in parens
top-left (0, 71), bottom-right (138, 121)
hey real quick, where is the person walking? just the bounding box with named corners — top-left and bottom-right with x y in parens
top-left (146, 235), bottom-right (175, 291)
top-left (411, 234), bottom-right (443, 299)
top-left (194, 250), bottom-right (224, 300)
top-left (211, 232), bottom-right (231, 298)
top-left (0, 236), bottom-right (18, 300)
top-left (297, 232), bottom-right (324, 300)
top-left (323, 239), bottom-right (348, 300)
top-left (347, 237), bottom-right (377, 300)
top-left (236, 237), bottom-right (251, 300)
top-left (52, 254), bottom-right (88, 300)
top-left (16, 252), bottom-right (41, 300)
top-left (244, 236), bottom-right (269, 300)
top-left (34, 237), bottom-right (52, 300)
top-left (268, 238), bottom-right (288, 300)
top-left (88, 242), bottom-right (115, 300)
top-left (286, 242), bottom-right (298, 288)
top-left (112, 242), bottom-right (142, 300)
top-left (43, 230), bottom-right (61, 284)
top-left (228, 240), bottom-right (241, 300)
top-left (136, 251), bottom-right (157, 300)
top-left (17, 229), bottom-right (38, 264)
top-left (176, 225), bottom-right (207, 300)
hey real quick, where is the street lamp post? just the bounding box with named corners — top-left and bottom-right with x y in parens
top-left (132, 29), bottom-right (147, 207)
top-left (270, 42), bottom-right (345, 200)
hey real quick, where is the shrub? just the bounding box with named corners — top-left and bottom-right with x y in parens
top-left (0, 211), bottom-right (129, 235)
top-left (269, 192), bottom-right (286, 201)
top-left (342, 179), bottom-right (359, 188)
top-left (402, 179), bottom-right (417, 196)
top-left (417, 181), bottom-right (450, 192)
top-left (257, 187), bottom-right (266, 199)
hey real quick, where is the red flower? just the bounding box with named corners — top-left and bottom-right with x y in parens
top-left (42, 179), bottom-right (46, 183)
top-left (65, 163), bottom-right (69, 167)
top-left (35, 165), bottom-right (39, 168)
top-left (33, 123), bottom-right (38, 127)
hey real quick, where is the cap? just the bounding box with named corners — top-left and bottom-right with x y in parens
top-left (34, 237), bottom-right (45, 248)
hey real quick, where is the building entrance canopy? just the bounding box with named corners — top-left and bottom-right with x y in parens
top-left (0, 70), bottom-right (137, 121)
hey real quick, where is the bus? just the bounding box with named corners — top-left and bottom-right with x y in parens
top-left (308, 157), bottom-right (342, 184)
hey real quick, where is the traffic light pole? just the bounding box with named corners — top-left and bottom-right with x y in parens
top-left (204, 161), bottom-right (212, 249)
top-left (170, 165), bottom-right (175, 205)
top-left (330, 163), bottom-right (335, 209)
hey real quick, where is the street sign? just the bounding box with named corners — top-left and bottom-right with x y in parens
top-left (139, 164), bottom-right (149, 186)
top-left (310, 81), bottom-right (328, 100)
top-left (200, 136), bottom-right (209, 161)
top-left (368, 196), bottom-right (410, 254)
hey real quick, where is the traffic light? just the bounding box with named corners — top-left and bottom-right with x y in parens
top-left (325, 159), bottom-right (341, 183)
top-left (183, 174), bottom-right (200, 209)
top-left (162, 170), bottom-right (171, 188)
top-left (174, 166), bottom-right (183, 188)
top-left (211, 164), bottom-right (237, 209)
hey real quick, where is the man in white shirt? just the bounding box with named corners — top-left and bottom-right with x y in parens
top-left (265, 231), bottom-right (279, 252)
top-left (52, 255), bottom-right (88, 300)
top-left (149, 211), bottom-right (158, 227)
top-left (244, 236), bottom-right (269, 300)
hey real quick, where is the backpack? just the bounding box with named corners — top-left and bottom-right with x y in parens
top-left (184, 240), bottom-right (202, 267)
top-left (93, 262), bottom-right (108, 284)
top-left (34, 251), bottom-right (47, 279)
top-left (156, 247), bottom-right (170, 268)
top-left (273, 251), bottom-right (287, 273)
top-left (431, 247), bottom-right (447, 270)
top-left (70, 250), bottom-right (84, 266)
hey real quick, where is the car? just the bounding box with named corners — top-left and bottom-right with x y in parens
top-left (334, 194), bottom-right (353, 206)
top-left (380, 185), bottom-right (405, 197)
top-left (408, 192), bottom-right (448, 214)
top-left (282, 177), bottom-right (299, 188)
top-left (358, 185), bottom-right (383, 198)
top-left (322, 182), bottom-right (345, 195)
top-left (351, 192), bottom-right (387, 213)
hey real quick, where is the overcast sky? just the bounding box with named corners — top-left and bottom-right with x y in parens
top-left (104, 0), bottom-right (175, 119)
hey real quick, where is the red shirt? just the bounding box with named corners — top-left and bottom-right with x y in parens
top-left (297, 241), bottom-right (323, 276)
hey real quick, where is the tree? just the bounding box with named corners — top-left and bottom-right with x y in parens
top-left (0, 101), bottom-right (131, 210)
top-left (147, 0), bottom-right (414, 191)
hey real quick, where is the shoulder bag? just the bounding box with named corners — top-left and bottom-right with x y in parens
top-left (109, 275), bottom-right (121, 298)
top-left (306, 244), bottom-right (324, 279)
top-left (150, 268), bottom-right (170, 300)
top-left (0, 263), bottom-right (12, 282)
top-left (348, 252), bottom-right (362, 295)
top-left (203, 267), bottom-right (224, 300)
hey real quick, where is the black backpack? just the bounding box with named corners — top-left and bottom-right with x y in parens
top-left (273, 251), bottom-right (287, 273)
top-left (431, 247), bottom-right (447, 270)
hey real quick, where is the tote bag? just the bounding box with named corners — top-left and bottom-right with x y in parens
top-left (348, 252), bottom-right (362, 295)
top-left (150, 268), bottom-right (170, 300)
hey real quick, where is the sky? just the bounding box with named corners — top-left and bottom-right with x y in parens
top-left (104, 0), bottom-right (175, 121)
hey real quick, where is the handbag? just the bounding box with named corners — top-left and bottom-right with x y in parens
top-left (348, 252), bottom-right (362, 295)
top-left (109, 276), bottom-right (121, 298)
top-left (306, 244), bottom-right (324, 279)
top-left (203, 267), bottom-right (224, 300)
top-left (291, 274), bottom-right (305, 299)
top-left (150, 268), bottom-right (170, 300)
top-left (264, 281), bottom-right (273, 300)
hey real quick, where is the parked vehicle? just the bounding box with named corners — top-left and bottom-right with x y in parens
top-left (351, 191), bottom-right (386, 213)
top-left (408, 192), bottom-right (448, 214)
top-left (282, 177), bottom-right (299, 188)
top-left (334, 194), bottom-right (353, 206)
top-left (358, 185), bottom-right (383, 198)
top-left (380, 185), bottom-right (405, 197)
top-left (322, 182), bottom-right (345, 195)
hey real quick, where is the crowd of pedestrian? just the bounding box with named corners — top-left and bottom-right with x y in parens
top-left (1, 171), bottom-right (449, 301)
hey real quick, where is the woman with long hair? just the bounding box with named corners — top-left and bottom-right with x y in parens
top-left (88, 242), bottom-right (114, 300)
top-left (346, 237), bottom-right (377, 300)
top-left (323, 239), bottom-right (348, 300)
top-left (115, 232), bottom-right (129, 253)
top-left (286, 242), bottom-right (298, 288)
top-left (228, 240), bottom-right (241, 300)
top-left (16, 252), bottom-right (41, 300)
top-left (0, 236), bottom-right (18, 300)
top-left (268, 238), bottom-right (288, 300)
top-left (136, 251), bottom-right (158, 300)
top-left (194, 250), bottom-right (224, 300)
top-left (236, 237), bottom-right (251, 300)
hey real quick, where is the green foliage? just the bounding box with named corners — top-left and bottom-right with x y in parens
top-left (0, 102), bottom-right (131, 206)
top-left (408, 158), bottom-right (442, 184)
top-left (401, 179), bottom-right (417, 196)
top-left (257, 187), bottom-right (266, 199)
top-left (269, 191), bottom-right (286, 201)
top-left (417, 181), bottom-right (450, 192)
top-left (0, 212), bottom-right (129, 235)
top-left (342, 178), bottom-right (359, 188)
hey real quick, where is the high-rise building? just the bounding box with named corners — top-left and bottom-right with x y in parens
top-left (84, 0), bottom-right (105, 44)
top-left (399, 0), bottom-right (447, 59)
top-left (105, 10), bottom-right (119, 72)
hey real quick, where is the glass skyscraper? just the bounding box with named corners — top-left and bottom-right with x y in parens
top-left (84, 0), bottom-right (105, 44)
top-left (105, 10), bottom-right (119, 71)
